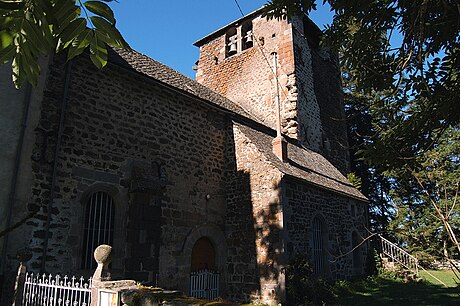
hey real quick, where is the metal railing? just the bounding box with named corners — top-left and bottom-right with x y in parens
top-left (22, 273), bottom-right (92, 306)
top-left (379, 235), bottom-right (419, 274)
top-left (190, 269), bottom-right (220, 300)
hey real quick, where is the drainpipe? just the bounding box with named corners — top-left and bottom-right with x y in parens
top-left (41, 60), bottom-right (72, 273)
top-left (1, 83), bottom-right (32, 278)
top-left (272, 52), bottom-right (282, 138)
top-left (271, 52), bottom-right (287, 162)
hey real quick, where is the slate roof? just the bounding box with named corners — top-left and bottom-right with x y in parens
top-left (235, 123), bottom-right (367, 201)
top-left (107, 47), bottom-right (366, 202)
top-left (108, 48), bottom-right (256, 120)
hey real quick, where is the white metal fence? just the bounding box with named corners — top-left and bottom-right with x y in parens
top-left (379, 235), bottom-right (419, 274)
top-left (22, 273), bottom-right (92, 306)
top-left (189, 269), bottom-right (219, 300)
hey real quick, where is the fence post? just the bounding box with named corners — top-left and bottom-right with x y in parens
top-left (90, 245), bottom-right (112, 306)
top-left (12, 249), bottom-right (32, 306)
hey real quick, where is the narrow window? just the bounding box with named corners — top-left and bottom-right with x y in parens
top-left (81, 191), bottom-right (114, 269)
top-left (241, 21), bottom-right (253, 51)
top-left (226, 27), bottom-right (238, 57)
top-left (352, 231), bottom-right (362, 273)
top-left (311, 216), bottom-right (327, 274)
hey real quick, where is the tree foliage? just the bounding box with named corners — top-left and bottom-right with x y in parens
top-left (0, 0), bottom-right (129, 88)
top-left (264, 1), bottom-right (460, 257)
top-left (389, 127), bottom-right (460, 260)
top-left (264, 0), bottom-right (460, 169)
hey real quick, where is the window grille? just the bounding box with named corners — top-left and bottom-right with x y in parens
top-left (81, 191), bottom-right (114, 269)
top-left (311, 216), bottom-right (326, 274)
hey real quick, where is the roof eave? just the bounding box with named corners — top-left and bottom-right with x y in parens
top-left (283, 173), bottom-right (369, 203)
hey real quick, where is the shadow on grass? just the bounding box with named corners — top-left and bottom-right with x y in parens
top-left (332, 276), bottom-right (460, 306)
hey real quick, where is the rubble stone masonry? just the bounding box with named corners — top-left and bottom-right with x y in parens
top-left (5, 53), bottom-right (231, 294)
top-left (196, 13), bottom-right (350, 174)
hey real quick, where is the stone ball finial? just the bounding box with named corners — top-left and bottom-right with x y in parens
top-left (94, 244), bottom-right (112, 265)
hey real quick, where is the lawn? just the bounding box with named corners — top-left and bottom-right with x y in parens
top-left (419, 269), bottom-right (459, 287)
top-left (331, 271), bottom-right (459, 306)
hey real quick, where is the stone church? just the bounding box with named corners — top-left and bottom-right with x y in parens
top-left (0, 8), bottom-right (368, 304)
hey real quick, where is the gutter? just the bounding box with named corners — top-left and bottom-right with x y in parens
top-left (40, 60), bottom-right (73, 273)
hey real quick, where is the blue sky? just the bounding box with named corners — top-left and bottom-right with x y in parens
top-left (111, 1), bottom-right (332, 78)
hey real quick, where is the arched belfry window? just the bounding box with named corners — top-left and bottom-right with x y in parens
top-left (241, 21), bottom-right (253, 50)
top-left (226, 27), bottom-right (238, 57)
top-left (311, 216), bottom-right (328, 274)
top-left (81, 191), bottom-right (114, 269)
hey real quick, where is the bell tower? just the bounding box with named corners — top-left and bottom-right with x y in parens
top-left (194, 8), bottom-right (350, 173)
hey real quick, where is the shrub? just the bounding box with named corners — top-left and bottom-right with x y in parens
top-left (284, 256), bottom-right (335, 305)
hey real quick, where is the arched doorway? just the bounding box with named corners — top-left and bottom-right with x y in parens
top-left (190, 237), bottom-right (220, 299)
top-left (191, 237), bottom-right (216, 272)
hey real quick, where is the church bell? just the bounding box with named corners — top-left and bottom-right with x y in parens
top-left (245, 30), bottom-right (253, 44)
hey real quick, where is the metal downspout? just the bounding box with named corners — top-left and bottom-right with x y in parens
top-left (41, 60), bottom-right (72, 273)
top-left (0, 83), bottom-right (33, 277)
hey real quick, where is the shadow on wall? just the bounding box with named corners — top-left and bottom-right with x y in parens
top-left (252, 179), bottom-right (284, 300)
top-left (226, 169), bottom-right (260, 301)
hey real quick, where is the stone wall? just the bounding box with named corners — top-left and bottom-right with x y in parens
top-left (196, 13), bottom-right (350, 174)
top-left (290, 17), bottom-right (324, 152)
top-left (283, 178), bottom-right (368, 279)
top-left (290, 16), bottom-right (350, 174)
top-left (196, 15), bottom-right (297, 139)
top-left (225, 124), bottom-right (285, 304)
top-left (4, 53), bottom-right (231, 295)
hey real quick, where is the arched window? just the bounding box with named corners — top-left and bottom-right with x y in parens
top-left (311, 216), bottom-right (328, 274)
top-left (352, 231), bottom-right (362, 273)
top-left (81, 191), bottom-right (114, 269)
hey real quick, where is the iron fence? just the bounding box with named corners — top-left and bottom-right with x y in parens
top-left (22, 272), bottom-right (92, 306)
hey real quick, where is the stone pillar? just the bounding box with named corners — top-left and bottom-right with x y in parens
top-left (12, 249), bottom-right (32, 306)
top-left (91, 245), bottom-right (112, 306)
top-left (90, 245), bottom-right (137, 306)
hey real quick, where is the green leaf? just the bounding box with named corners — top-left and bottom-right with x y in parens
top-left (88, 31), bottom-right (107, 69)
top-left (12, 54), bottom-right (25, 88)
top-left (53, 0), bottom-right (80, 32)
top-left (0, 44), bottom-right (15, 64)
top-left (22, 19), bottom-right (48, 55)
top-left (84, 1), bottom-right (114, 24)
top-left (19, 49), bottom-right (39, 86)
top-left (59, 17), bottom-right (86, 50)
top-left (0, 30), bottom-right (13, 48)
top-left (90, 16), bottom-right (129, 49)
top-left (67, 28), bottom-right (91, 60)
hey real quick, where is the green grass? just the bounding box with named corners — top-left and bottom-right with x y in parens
top-left (419, 269), bottom-right (459, 287)
top-left (331, 272), bottom-right (460, 306)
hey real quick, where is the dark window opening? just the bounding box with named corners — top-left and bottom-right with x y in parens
top-left (241, 21), bottom-right (253, 50)
top-left (352, 231), bottom-right (362, 272)
top-left (226, 28), bottom-right (238, 57)
top-left (81, 191), bottom-right (115, 269)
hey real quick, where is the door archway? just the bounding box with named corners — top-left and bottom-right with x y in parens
top-left (191, 237), bottom-right (216, 272)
